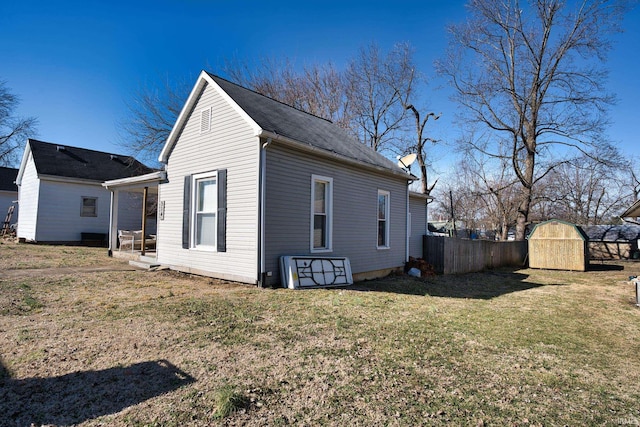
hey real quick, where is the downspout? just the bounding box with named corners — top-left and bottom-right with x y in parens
top-left (258, 137), bottom-right (272, 287)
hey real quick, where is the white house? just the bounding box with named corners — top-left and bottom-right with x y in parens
top-left (16, 139), bottom-right (153, 244)
top-left (146, 71), bottom-right (421, 287)
top-left (0, 167), bottom-right (19, 231)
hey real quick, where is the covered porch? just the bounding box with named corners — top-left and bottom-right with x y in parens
top-left (102, 171), bottom-right (166, 259)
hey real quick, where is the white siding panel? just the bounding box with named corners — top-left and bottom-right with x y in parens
top-left (17, 153), bottom-right (40, 240)
top-left (264, 144), bottom-right (409, 285)
top-left (157, 82), bottom-right (260, 283)
top-left (35, 180), bottom-right (112, 242)
top-left (409, 195), bottom-right (427, 258)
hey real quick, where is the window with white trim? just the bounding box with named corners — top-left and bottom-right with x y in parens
top-left (80, 197), bottom-right (97, 217)
top-left (192, 172), bottom-right (217, 249)
top-left (311, 175), bottom-right (333, 252)
top-left (377, 190), bottom-right (390, 248)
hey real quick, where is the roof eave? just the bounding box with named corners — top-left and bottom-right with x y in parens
top-left (15, 140), bottom-right (33, 186)
top-left (103, 171), bottom-right (167, 190)
top-left (621, 199), bottom-right (640, 218)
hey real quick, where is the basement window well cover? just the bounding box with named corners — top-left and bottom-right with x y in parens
top-left (280, 256), bottom-right (353, 289)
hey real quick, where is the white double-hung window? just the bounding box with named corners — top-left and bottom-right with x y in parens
top-left (311, 175), bottom-right (333, 252)
top-left (377, 190), bottom-right (390, 249)
top-left (193, 172), bottom-right (217, 249)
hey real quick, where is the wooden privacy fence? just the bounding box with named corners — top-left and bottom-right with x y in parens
top-left (423, 236), bottom-right (528, 275)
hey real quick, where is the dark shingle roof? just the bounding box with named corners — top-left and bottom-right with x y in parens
top-left (583, 224), bottom-right (640, 242)
top-left (0, 167), bottom-right (18, 192)
top-left (207, 73), bottom-right (405, 175)
top-left (27, 139), bottom-right (153, 182)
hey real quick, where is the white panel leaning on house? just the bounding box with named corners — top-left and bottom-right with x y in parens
top-left (280, 256), bottom-right (353, 289)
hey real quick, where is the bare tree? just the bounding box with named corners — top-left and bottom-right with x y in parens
top-left (345, 42), bottom-right (416, 152)
top-left (460, 152), bottom-right (522, 240)
top-left (117, 77), bottom-right (191, 166)
top-left (439, 0), bottom-right (631, 240)
top-left (224, 58), bottom-right (351, 129)
top-left (403, 105), bottom-right (440, 195)
top-left (536, 152), bottom-right (634, 225)
top-left (631, 164), bottom-right (640, 201)
top-left (0, 81), bottom-right (37, 166)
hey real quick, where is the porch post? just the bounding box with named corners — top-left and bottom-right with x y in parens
top-left (141, 186), bottom-right (148, 256)
top-left (108, 189), bottom-right (120, 256)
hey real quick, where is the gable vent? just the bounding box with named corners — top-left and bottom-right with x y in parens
top-left (56, 145), bottom-right (66, 151)
top-left (200, 107), bottom-right (211, 133)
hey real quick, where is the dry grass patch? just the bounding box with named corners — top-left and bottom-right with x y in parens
top-left (1, 240), bottom-right (640, 425)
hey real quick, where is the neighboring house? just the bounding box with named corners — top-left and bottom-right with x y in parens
top-left (583, 224), bottom-right (640, 260)
top-left (155, 71), bottom-right (415, 286)
top-left (0, 166), bottom-right (19, 229)
top-left (15, 139), bottom-right (153, 244)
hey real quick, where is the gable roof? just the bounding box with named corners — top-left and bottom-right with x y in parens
top-left (527, 219), bottom-right (589, 241)
top-left (17, 139), bottom-right (153, 184)
top-left (160, 71), bottom-right (411, 178)
top-left (0, 167), bottom-right (18, 192)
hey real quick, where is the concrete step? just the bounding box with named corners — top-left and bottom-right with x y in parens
top-left (129, 259), bottom-right (161, 270)
top-left (139, 255), bottom-right (158, 263)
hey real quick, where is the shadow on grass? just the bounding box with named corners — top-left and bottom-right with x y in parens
top-left (0, 359), bottom-right (195, 426)
top-left (587, 263), bottom-right (625, 271)
top-left (351, 269), bottom-right (563, 300)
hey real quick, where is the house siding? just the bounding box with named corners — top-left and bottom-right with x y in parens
top-left (409, 194), bottom-right (427, 259)
top-left (156, 82), bottom-right (260, 283)
top-left (34, 179), bottom-right (112, 242)
top-left (17, 152), bottom-right (40, 241)
top-left (264, 144), bottom-right (408, 286)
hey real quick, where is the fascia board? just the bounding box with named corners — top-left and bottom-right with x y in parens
top-left (15, 141), bottom-right (32, 186)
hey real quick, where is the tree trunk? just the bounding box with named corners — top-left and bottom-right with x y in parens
top-left (515, 148), bottom-right (536, 240)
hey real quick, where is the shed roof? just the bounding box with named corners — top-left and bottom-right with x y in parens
top-left (160, 71), bottom-right (410, 179)
top-left (20, 139), bottom-right (153, 183)
top-left (0, 167), bottom-right (18, 192)
top-left (582, 224), bottom-right (640, 242)
top-left (527, 219), bottom-right (589, 241)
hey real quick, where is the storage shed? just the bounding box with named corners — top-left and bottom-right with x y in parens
top-left (527, 219), bottom-right (589, 271)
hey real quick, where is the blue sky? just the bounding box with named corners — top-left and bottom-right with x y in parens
top-left (1, 0), bottom-right (638, 170)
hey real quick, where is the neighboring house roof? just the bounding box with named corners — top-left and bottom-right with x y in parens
top-left (160, 71), bottom-right (411, 178)
top-left (582, 224), bottom-right (640, 242)
top-left (0, 167), bottom-right (18, 192)
top-left (17, 139), bottom-right (153, 184)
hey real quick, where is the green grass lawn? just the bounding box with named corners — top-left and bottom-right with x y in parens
top-left (1, 241), bottom-right (639, 426)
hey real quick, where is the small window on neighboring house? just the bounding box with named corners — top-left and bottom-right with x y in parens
top-left (200, 107), bottom-right (211, 133)
top-left (311, 175), bottom-right (333, 252)
top-left (81, 197), bottom-right (97, 217)
top-left (377, 190), bottom-right (390, 248)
